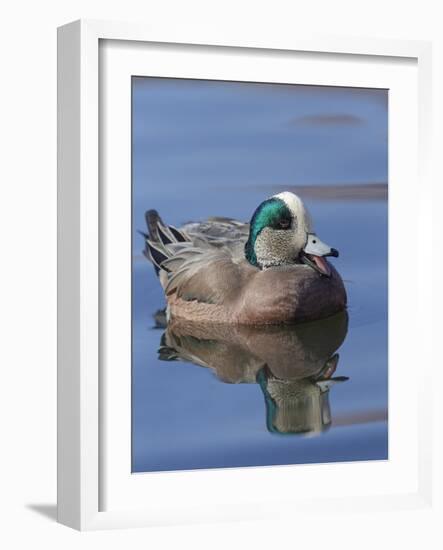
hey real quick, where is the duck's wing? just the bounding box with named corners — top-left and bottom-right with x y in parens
top-left (181, 217), bottom-right (249, 250)
top-left (162, 247), bottom-right (248, 304)
top-left (142, 210), bottom-right (251, 304)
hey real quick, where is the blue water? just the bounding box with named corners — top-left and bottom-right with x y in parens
top-left (131, 195), bottom-right (388, 471)
top-left (131, 78), bottom-right (388, 472)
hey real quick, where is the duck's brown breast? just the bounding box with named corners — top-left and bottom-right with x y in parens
top-left (236, 264), bottom-right (347, 324)
top-left (167, 263), bottom-right (346, 325)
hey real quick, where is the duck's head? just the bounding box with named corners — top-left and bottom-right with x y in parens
top-left (245, 191), bottom-right (339, 276)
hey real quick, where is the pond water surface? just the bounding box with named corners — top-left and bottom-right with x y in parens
top-left (132, 191), bottom-right (388, 472)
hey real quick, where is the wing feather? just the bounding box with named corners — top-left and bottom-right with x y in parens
top-left (165, 249), bottom-right (247, 304)
top-left (142, 211), bottom-right (252, 302)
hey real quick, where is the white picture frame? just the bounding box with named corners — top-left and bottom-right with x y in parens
top-left (57, 19), bottom-right (434, 531)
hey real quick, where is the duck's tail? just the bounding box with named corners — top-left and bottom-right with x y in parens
top-left (140, 210), bottom-right (190, 276)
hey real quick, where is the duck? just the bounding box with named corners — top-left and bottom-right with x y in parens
top-left (141, 191), bottom-right (347, 325)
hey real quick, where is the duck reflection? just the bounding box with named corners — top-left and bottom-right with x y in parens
top-left (156, 311), bottom-right (349, 436)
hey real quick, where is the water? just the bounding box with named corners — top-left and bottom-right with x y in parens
top-left (131, 194), bottom-right (388, 472)
top-left (131, 78), bottom-right (388, 472)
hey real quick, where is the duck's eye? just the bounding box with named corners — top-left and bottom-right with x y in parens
top-left (277, 219), bottom-right (291, 230)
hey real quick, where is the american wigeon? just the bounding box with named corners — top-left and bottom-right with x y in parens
top-left (142, 191), bottom-right (347, 324)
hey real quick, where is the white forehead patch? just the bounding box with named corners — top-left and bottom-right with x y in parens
top-left (274, 191), bottom-right (303, 216)
top-left (273, 191), bottom-right (313, 231)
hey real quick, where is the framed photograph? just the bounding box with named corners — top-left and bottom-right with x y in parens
top-left (57, 19), bottom-right (434, 530)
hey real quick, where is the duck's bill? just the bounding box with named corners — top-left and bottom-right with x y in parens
top-left (301, 234), bottom-right (339, 277)
top-left (301, 253), bottom-right (332, 276)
